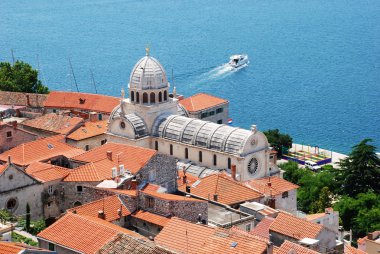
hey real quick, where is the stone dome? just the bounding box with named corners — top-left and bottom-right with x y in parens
top-left (129, 55), bottom-right (168, 90)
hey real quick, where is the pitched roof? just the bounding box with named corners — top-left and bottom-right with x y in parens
top-left (66, 120), bottom-right (107, 140)
top-left (21, 113), bottom-right (83, 135)
top-left (155, 217), bottom-right (267, 254)
top-left (67, 195), bottom-right (131, 222)
top-left (246, 176), bottom-right (299, 196)
top-left (37, 213), bottom-right (143, 254)
top-left (71, 142), bottom-right (157, 174)
top-left (25, 162), bottom-right (70, 182)
top-left (269, 212), bottom-right (323, 240)
top-left (179, 173), bottom-right (263, 205)
top-left (177, 170), bottom-right (199, 188)
top-left (0, 163), bottom-right (7, 175)
top-left (275, 240), bottom-right (320, 254)
top-left (250, 217), bottom-right (275, 240)
top-left (179, 93), bottom-right (228, 112)
top-left (44, 91), bottom-right (120, 113)
top-left (0, 135), bottom-right (85, 166)
top-left (344, 244), bottom-right (368, 254)
top-left (64, 158), bottom-right (117, 182)
top-left (132, 210), bottom-right (171, 227)
top-left (0, 91), bottom-right (48, 108)
top-left (98, 233), bottom-right (178, 254)
top-left (0, 241), bottom-right (53, 254)
top-left (142, 190), bottom-right (205, 202)
top-left (305, 212), bottom-right (327, 221)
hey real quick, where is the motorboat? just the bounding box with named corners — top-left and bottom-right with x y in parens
top-left (228, 54), bottom-right (249, 69)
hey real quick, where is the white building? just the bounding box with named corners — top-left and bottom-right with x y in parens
top-left (107, 50), bottom-right (279, 181)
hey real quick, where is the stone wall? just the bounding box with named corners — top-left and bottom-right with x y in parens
top-left (39, 240), bottom-right (80, 254)
top-left (66, 134), bottom-right (107, 151)
top-left (0, 124), bottom-right (37, 153)
top-left (59, 182), bottom-right (100, 211)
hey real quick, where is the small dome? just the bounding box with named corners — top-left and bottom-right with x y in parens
top-left (129, 55), bottom-right (168, 90)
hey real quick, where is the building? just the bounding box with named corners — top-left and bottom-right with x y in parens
top-left (275, 240), bottom-right (321, 254)
top-left (0, 91), bottom-right (48, 112)
top-left (178, 93), bottom-right (229, 124)
top-left (0, 121), bottom-right (37, 153)
top-left (305, 208), bottom-right (339, 235)
top-left (358, 231), bottom-right (380, 254)
top-left (106, 50), bottom-right (279, 181)
top-left (0, 241), bottom-right (55, 254)
top-left (245, 176), bottom-right (299, 213)
top-left (20, 113), bottom-right (84, 137)
top-left (0, 158), bottom-right (43, 219)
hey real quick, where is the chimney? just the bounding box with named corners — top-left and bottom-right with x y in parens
top-left (12, 121), bottom-right (17, 129)
top-left (98, 210), bottom-right (105, 220)
top-left (186, 186), bottom-right (191, 193)
top-left (7, 156), bottom-right (11, 164)
top-left (267, 242), bottom-right (274, 254)
top-left (267, 177), bottom-right (272, 187)
top-left (231, 164), bottom-right (236, 180)
top-left (213, 194), bottom-right (218, 202)
top-left (198, 214), bottom-right (202, 223)
top-left (26, 94), bottom-right (30, 106)
top-left (106, 151), bottom-right (112, 161)
top-left (251, 125), bottom-right (257, 134)
top-left (183, 174), bottom-right (187, 184)
top-left (117, 208), bottom-right (122, 217)
top-left (368, 232), bottom-right (374, 240)
top-left (89, 112), bottom-right (98, 122)
top-left (130, 179), bottom-right (138, 190)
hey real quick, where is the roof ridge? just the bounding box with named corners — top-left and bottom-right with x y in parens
top-left (68, 195), bottom-right (119, 212)
top-left (217, 173), bottom-right (263, 193)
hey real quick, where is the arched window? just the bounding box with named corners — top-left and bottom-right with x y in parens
top-left (227, 158), bottom-right (231, 169)
top-left (213, 154), bottom-right (217, 166)
top-left (164, 90), bottom-right (168, 101)
top-left (199, 151), bottom-right (202, 162)
top-left (185, 148), bottom-right (189, 159)
top-left (73, 201), bottom-right (82, 207)
top-left (150, 92), bottom-right (156, 104)
top-left (155, 141), bottom-right (158, 151)
top-left (136, 92), bottom-right (140, 103)
top-left (159, 92), bottom-right (162, 102)
top-left (6, 198), bottom-right (17, 211)
top-left (170, 144), bottom-right (173, 155)
top-left (131, 91), bottom-right (135, 102)
top-left (143, 93), bottom-right (148, 104)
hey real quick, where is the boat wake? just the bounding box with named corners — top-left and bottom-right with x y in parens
top-left (197, 62), bottom-right (248, 83)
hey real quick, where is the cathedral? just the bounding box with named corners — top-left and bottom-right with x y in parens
top-left (107, 50), bottom-right (279, 181)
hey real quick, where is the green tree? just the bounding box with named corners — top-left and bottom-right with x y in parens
top-left (0, 209), bottom-right (12, 223)
top-left (263, 129), bottom-right (292, 157)
top-left (0, 60), bottom-right (49, 94)
top-left (310, 186), bottom-right (333, 213)
top-left (26, 203), bottom-right (31, 233)
top-left (338, 139), bottom-right (380, 196)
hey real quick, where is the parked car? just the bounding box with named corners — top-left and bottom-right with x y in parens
top-left (304, 160), bottom-right (321, 171)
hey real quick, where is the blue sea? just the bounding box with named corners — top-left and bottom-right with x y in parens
top-left (1, 0), bottom-right (379, 154)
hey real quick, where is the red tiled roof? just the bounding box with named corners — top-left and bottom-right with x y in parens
top-left (177, 170), bottom-right (199, 188)
top-left (0, 163), bottom-right (8, 175)
top-left (357, 236), bottom-right (367, 245)
top-left (67, 195), bottom-right (131, 222)
top-left (99, 188), bottom-right (138, 197)
top-left (179, 173), bottom-right (263, 205)
top-left (344, 244), bottom-right (368, 254)
top-left (142, 190), bottom-right (205, 202)
top-left (132, 210), bottom-right (171, 227)
top-left (67, 120), bottom-right (107, 140)
top-left (305, 212), bottom-right (327, 221)
top-left (0, 135), bottom-right (85, 166)
top-left (270, 212), bottom-right (323, 240)
top-left (155, 217), bottom-right (267, 254)
top-left (25, 162), bottom-right (70, 182)
top-left (71, 142), bottom-right (157, 174)
top-left (275, 240), bottom-right (320, 254)
top-left (44, 91), bottom-right (120, 113)
top-left (246, 176), bottom-right (299, 196)
top-left (0, 242), bottom-right (52, 254)
top-left (179, 93), bottom-right (228, 112)
top-left (21, 113), bottom-right (84, 135)
top-left (37, 213), bottom-right (143, 254)
top-left (0, 91), bottom-right (48, 108)
top-left (64, 158), bottom-right (116, 182)
top-left (250, 217), bottom-right (275, 240)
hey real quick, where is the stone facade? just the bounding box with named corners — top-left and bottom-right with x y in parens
top-left (0, 123), bottom-right (37, 153)
top-left (263, 189), bottom-right (297, 214)
top-left (39, 240), bottom-right (79, 254)
top-left (66, 134), bottom-right (107, 151)
top-left (59, 182), bottom-right (100, 211)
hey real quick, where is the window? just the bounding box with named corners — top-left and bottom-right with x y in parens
top-left (164, 90), bottom-right (167, 101)
top-left (149, 170), bottom-right (156, 182)
top-left (6, 198), bottom-right (17, 211)
top-left (199, 151), bottom-right (203, 162)
top-left (247, 158), bottom-right (258, 174)
top-left (213, 154), bottom-right (217, 166)
top-left (73, 201), bottom-right (82, 207)
top-left (131, 91), bottom-right (135, 102)
top-left (47, 202), bottom-right (52, 207)
top-left (217, 120), bottom-right (222, 124)
top-left (143, 93), bottom-right (148, 103)
top-left (8, 174), bottom-right (13, 180)
top-left (282, 191), bottom-right (289, 198)
top-left (185, 148), bottom-right (189, 159)
top-left (85, 145), bottom-right (89, 151)
top-left (227, 158), bottom-right (231, 169)
top-left (48, 185), bottom-right (53, 195)
top-left (98, 114), bottom-right (103, 120)
top-left (120, 122), bottom-right (126, 129)
top-left (150, 92), bottom-right (155, 103)
top-left (216, 108), bottom-right (224, 114)
top-left (101, 139), bottom-right (107, 145)
top-left (146, 197), bottom-right (154, 208)
top-left (76, 185), bottom-right (83, 193)
top-left (155, 141), bottom-right (158, 151)
top-left (201, 112), bottom-right (208, 119)
top-left (6, 131), bottom-right (12, 138)
top-left (170, 144), bottom-right (173, 155)
top-left (48, 243), bottom-right (55, 251)
top-left (136, 92), bottom-right (140, 103)
top-left (245, 224), bottom-right (251, 232)
top-left (209, 111), bottom-right (215, 116)
top-left (159, 92), bottom-right (162, 102)
top-left (52, 109), bottom-right (57, 113)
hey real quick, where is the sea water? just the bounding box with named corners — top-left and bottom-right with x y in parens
top-left (1, 0), bottom-right (379, 154)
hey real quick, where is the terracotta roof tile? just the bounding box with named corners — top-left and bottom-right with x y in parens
top-left (155, 217), bottom-right (268, 254)
top-left (179, 93), bottom-right (228, 112)
top-left (132, 210), bottom-right (171, 227)
top-left (179, 173), bottom-right (263, 205)
top-left (71, 142), bottom-right (157, 174)
top-left (0, 163), bottom-right (8, 175)
top-left (67, 120), bottom-right (107, 140)
top-left (177, 170), bottom-right (199, 188)
top-left (0, 242), bottom-right (53, 254)
top-left (67, 195), bottom-right (131, 222)
top-left (305, 212), bottom-right (327, 221)
top-left (344, 244), bottom-right (368, 254)
top-left (25, 162), bottom-right (70, 182)
top-left (0, 91), bottom-right (48, 108)
top-left (64, 158), bottom-right (116, 182)
top-left (270, 212), bottom-right (323, 240)
top-left (0, 135), bottom-right (85, 166)
top-left (142, 190), bottom-right (205, 202)
top-left (357, 236), bottom-right (367, 245)
top-left (275, 240), bottom-right (320, 254)
top-left (99, 188), bottom-right (138, 197)
top-left (21, 113), bottom-right (83, 135)
top-left (250, 217), bottom-right (275, 240)
top-left (44, 91), bottom-right (120, 113)
top-left (246, 176), bottom-right (299, 196)
top-left (37, 213), bottom-right (143, 254)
